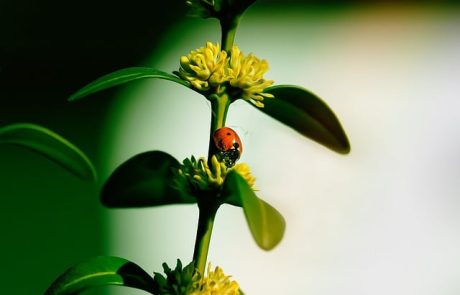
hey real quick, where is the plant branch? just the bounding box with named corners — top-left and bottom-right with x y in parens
top-left (193, 204), bottom-right (218, 275)
top-left (191, 93), bottom-right (230, 275)
top-left (221, 17), bottom-right (240, 52)
top-left (207, 93), bottom-right (230, 161)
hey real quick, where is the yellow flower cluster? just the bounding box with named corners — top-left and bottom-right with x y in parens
top-left (233, 162), bottom-right (256, 188)
top-left (227, 46), bottom-right (274, 108)
top-left (177, 155), bottom-right (256, 194)
top-left (179, 42), bottom-right (228, 92)
top-left (179, 42), bottom-right (274, 107)
top-left (190, 263), bottom-right (240, 295)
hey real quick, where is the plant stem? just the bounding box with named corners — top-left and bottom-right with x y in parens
top-left (191, 18), bottom-right (236, 274)
top-left (221, 17), bottom-right (240, 52)
top-left (193, 204), bottom-right (218, 275)
top-left (207, 93), bottom-right (230, 161)
top-left (192, 94), bottom-right (230, 275)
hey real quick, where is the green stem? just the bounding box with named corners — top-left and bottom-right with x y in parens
top-left (193, 205), bottom-right (218, 275)
top-left (221, 17), bottom-right (240, 52)
top-left (207, 93), bottom-right (230, 161)
top-left (192, 93), bottom-right (230, 275)
top-left (191, 18), bottom-right (236, 273)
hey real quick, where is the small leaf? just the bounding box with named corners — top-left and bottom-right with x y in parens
top-left (0, 123), bottom-right (96, 181)
top-left (222, 171), bottom-right (285, 250)
top-left (258, 85), bottom-right (350, 154)
top-left (69, 67), bottom-right (190, 101)
top-left (44, 256), bottom-right (155, 295)
top-left (102, 151), bottom-right (195, 208)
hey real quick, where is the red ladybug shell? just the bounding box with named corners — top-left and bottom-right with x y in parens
top-left (213, 127), bottom-right (243, 154)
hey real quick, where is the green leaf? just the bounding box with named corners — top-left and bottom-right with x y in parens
top-left (102, 151), bottom-right (195, 208)
top-left (222, 171), bottom-right (285, 250)
top-left (44, 256), bottom-right (155, 295)
top-left (259, 85), bottom-right (350, 154)
top-left (0, 123), bottom-right (96, 181)
top-left (68, 67), bottom-right (190, 101)
top-left (186, 0), bottom-right (256, 19)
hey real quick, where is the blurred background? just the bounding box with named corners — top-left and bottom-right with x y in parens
top-left (1, 0), bottom-right (460, 294)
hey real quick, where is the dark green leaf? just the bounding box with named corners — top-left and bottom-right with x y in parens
top-left (222, 171), bottom-right (285, 250)
top-left (258, 85), bottom-right (350, 154)
top-left (102, 151), bottom-right (195, 208)
top-left (186, 0), bottom-right (256, 19)
top-left (44, 256), bottom-right (155, 295)
top-left (68, 67), bottom-right (190, 101)
top-left (0, 123), bottom-right (96, 181)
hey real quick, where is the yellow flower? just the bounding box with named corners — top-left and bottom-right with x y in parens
top-left (178, 155), bottom-right (227, 192)
top-left (178, 42), bottom-right (274, 107)
top-left (177, 155), bottom-right (256, 195)
top-left (179, 42), bottom-right (228, 92)
top-left (190, 263), bottom-right (240, 295)
top-left (228, 46), bottom-right (274, 107)
top-left (233, 163), bottom-right (256, 188)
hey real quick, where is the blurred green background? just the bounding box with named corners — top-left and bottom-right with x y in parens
top-left (0, 1), bottom-right (187, 293)
top-left (1, 0), bottom-right (460, 294)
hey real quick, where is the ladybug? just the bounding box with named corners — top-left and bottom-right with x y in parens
top-left (213, 127), bottom-right (242, 167)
